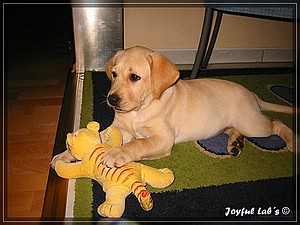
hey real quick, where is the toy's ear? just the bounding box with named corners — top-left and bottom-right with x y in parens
top-left (104, 127), bottom-right (123, 147)
top-left (66, 133), bottom-right (73, 146)
top-left (87, 121), bottom-right (100, 132)
top-left (147, 52), bottom-right (179, 99)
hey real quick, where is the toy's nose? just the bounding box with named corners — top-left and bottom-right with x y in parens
top-left (108, 94), bottom-right (121, 106)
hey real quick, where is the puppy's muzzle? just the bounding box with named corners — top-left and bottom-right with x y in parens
top-left (108, 94), bottom-right (121, 107)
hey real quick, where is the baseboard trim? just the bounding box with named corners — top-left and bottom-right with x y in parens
top-left (154, 48), bottom-right (293, 65)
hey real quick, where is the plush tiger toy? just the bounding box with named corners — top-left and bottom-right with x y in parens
top-left (52, 121), bottom-right (174, 218)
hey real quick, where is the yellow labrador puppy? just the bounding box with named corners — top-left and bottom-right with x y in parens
top-left (99, 46), bottom-right (293, 167)
top-left (50, 46), bottom-right (293, 168)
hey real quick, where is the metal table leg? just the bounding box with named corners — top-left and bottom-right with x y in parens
top-left (190, 8), bottom-right (214, 79)
top-left (202, 11), bottom-right (223, 69)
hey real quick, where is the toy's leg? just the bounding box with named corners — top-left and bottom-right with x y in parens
top-left (98, 187), bottom-right (129, 218)
top-left (141, 165), bottom-right (174, 188)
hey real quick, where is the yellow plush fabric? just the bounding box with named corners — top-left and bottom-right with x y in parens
top-left (55, 121), bottom-right (174, 218)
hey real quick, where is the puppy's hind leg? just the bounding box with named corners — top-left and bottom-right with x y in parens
top-left (224, 127), bottom-right (244, 156)
top-left (271, 119), bottom-right (293, 151)
top-left (237, 113), bottom-right (293, 151)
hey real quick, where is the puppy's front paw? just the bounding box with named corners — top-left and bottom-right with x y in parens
top-left (101, 147), bottom-right (133, 167)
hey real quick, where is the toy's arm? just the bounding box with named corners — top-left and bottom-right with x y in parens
top-left (55, 160), bottom-right (83, 179)
top-left (50, 150), bottom-right (76, 169)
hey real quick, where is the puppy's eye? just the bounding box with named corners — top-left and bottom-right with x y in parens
top-left (112, 71), bottom-right (117, 79)
top-left (130, 74), bottom-right (141, 82)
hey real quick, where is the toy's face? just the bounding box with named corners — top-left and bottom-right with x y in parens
top-left (66, 128), bottom-right (101, 160)
top-left (66, 133), bottom-right (80, 159)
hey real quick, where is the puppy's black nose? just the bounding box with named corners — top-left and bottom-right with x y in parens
top-left (108, 94), bottom-right (121, 106)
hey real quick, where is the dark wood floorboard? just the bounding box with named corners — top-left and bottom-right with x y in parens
top-left (5, 5), bottom-right (74, 219)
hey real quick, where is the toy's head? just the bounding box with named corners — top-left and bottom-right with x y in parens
top-left (66, 121), bottom-right (101, 160)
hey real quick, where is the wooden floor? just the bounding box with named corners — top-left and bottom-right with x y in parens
top-left (5, 6), bottom-right (74, 219)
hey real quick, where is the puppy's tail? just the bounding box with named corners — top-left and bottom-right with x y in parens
top-left (254, 94), bottom-right (293, 114)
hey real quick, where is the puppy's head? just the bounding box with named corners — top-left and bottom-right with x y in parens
top-left (105, 46), bottom-right (179, 113)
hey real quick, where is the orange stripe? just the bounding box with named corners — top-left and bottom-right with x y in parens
top-left (121, 173), bottom-right (135, 184)
top-left (111, 168), bottom-right (118, 180)
top-left (97, 161), bottom-right (103, 169)
top-left (105, 168), bottom-right (113, 179)
top-left (116, 168), bottom-right (133, 182)
top-left (100, 167), bottom-right (105, 177)
top-left (89, 147), bottom-right (103, 160)
top-left (133, 184), bottom-right (143, 194)
top-left (139, 190), bottom-right (149, 198)
top-left (95, 152), bottom-right (104, 162)
top-left (130, 181), bottom-right (141, 190)
top-left (89, 149), bottom-right (98, 160)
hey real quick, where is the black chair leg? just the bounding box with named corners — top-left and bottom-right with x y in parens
top-left (190, 8), bottom-right (214, 79)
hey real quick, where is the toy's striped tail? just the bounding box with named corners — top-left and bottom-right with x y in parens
top-left (131, 181), bottom-right (153, 211)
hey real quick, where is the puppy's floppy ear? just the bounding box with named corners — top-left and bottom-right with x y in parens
top-left (147, 52), bottom-right (179, 99)
top-left (105, 51), bottom-right (121, 81)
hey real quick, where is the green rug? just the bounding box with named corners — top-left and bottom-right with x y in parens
top-left (73, 72), bottom-right (294, 218)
